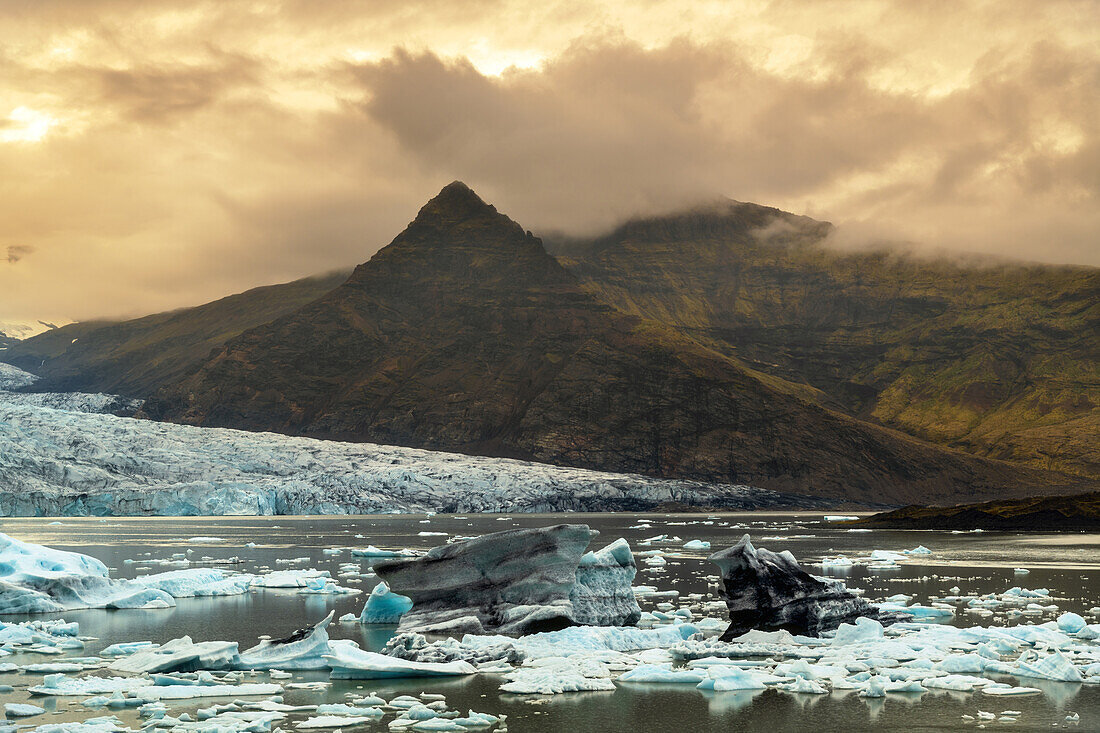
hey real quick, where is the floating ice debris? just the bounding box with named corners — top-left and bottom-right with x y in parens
top-left (350, 546), bottom-right (415, 559)
top-left (299, 576), bottom-right (359, 595)
top-left (296, 715), bottom-right (380, 728)
top-left (682, 540), bottom-right (711, 551)
top-left (130, 682), bottom-right (282, 700)
top-left (820, 556), bottom-right (853, 569)
top-left (1014, 568), bottom-right (1029, 575)
top-left (824, 516), bottom-right (858, 521)
top-left (903, 546), bottom-right (932, 555)
top-left (383, 633), bottom-right (524, 667)
top-left (708, 535), bottom-right (897, 639)
top-left (359, 582), bottom-right (413, 624)
top-left (100, 642), bottom-right (158, 657)
top-left (238, 612), bottom-right (334, 670)
top-left (325, 642), bottom-right (477, 679)
top-left (109, 637), bottom-right (240, 673)
top-left (253, 570), bottom-right (329, 588)
top-left (618, 663), bottom-right (704, 684)
top-left (418, 532), bottom-right (448, 537)
top-left (500, 657), bottom-right (615, 694)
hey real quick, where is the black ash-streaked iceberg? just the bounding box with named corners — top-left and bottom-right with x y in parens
top-left (708, 534), bottom-right (896, 639)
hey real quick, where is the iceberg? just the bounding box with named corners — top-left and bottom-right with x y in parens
top-left (237, 612), bottom-right (334, 670)
top-left (708, 535), bottom-right (897, 639)
top-left (108, 637), bottom-right (240, 673)
top-left (325, 642), bottom-right (477, 679)
top-left (569, 538), bottom-right (642, 627)
top-left (359, 582), bottom-right (413, 624)
top-left (0, 534), bottom-right (176, 615)
top-left (375, 524), bottom-right (596, 635)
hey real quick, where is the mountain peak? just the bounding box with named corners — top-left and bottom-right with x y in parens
top-left (413, 181), bottom-right (498, 225)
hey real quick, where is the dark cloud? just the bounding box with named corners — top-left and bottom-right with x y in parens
top-left (5, 245), bottom-right (31, 263)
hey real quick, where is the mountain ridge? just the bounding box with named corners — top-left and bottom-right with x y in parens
top-left (139, 183), bottom-right (1088, 505)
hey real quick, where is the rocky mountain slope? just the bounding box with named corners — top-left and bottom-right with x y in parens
top-left (140, 183), bottom-right (1081, 505)
top-left (1, 272), bottom-right (348, 396)
top-left (550, 204), bottom-right (1099, 480)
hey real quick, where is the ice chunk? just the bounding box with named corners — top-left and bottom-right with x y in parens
top-left (570, 538), bottom-right (642, 627)
top-left (696, 666), bottom-right (765, 691)
top-left (237, 612), bottom-right (333, 670)
top-left (618, 663), bottom-right (705, 683)
top-left (297, 715), bottom-right (380, 728)
top-left (359, 582), bottom-right (413, 624)
top-left (832, 617), bottom-right (884, 646)
top-left (325, 642), bottom-right (477, 679)
top-left (682, 540), bottom-right (711, 551)
top-left (1058, 612), bottom-right (1087, 634)
top-left (903, 546), bottom-right (932, 555)
top-left (500, 658), bottom-right (615, 694)
top-left (1012, 651), bottom-right (1083, 683)
top-left (4, 703), bottom-right (45, 717)
top-left (109, 636), bottom-right (240, 673)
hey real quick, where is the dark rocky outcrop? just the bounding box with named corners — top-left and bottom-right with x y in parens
top-left (709, 534), bottom-right (895, 640)
top-left (852, 491), bottom-right (1100, 531)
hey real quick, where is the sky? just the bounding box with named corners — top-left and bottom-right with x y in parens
top-left (1, 0), bottom-right (1097, 322)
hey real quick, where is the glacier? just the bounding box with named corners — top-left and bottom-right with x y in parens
top-left (0, 367), bottom-right (817, 516)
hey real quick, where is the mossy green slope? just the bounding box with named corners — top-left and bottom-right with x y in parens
top-left (551, 203), bottom-right (1099, 480)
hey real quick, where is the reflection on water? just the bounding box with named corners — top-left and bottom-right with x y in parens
top-left (0, 513), bottom-right (1098, 732)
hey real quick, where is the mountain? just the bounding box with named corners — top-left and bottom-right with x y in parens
top-left (548, 203), bottom-right (1099, 481)
top-left (852, 491), bottom-right (1100, 531)
top-left (0, 272), bottom-right (349, 397)
top-left (140, 182), bottom-right (1083, 505)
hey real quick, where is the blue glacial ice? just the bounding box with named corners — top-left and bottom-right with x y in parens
top-left (360, 582), bottom-right (414, 624)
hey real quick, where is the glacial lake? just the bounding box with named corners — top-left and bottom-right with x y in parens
top-left (1, 513), bottom-right (1098, 732)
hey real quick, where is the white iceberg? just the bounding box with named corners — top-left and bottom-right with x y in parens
top-left (109, 637), bottom-right (240, 673)
top-left (325, 642), bottom-right (477, 679)
top-left (237, 612), bottom-right (334, 670)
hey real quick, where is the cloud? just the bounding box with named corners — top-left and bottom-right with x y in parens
top-left (0, 0), bottom-right (1095, 323)
top-left (6, 245), bottom-right (31, 264)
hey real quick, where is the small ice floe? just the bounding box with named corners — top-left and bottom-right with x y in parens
top-left (682, 540), bottom-right (711, 551)
top-left (500, 657), bottom-right (615, 694)
top-left (350, 546), bottom-right (415, 559)
top-left (252, 569), bottom-right (329, 588)
top-left (4, 703), bottom-right (45, 717)
top-left (823, 515), bottom-right (858, 521)
top-left (903, 546), bottom-right (932, 555)
top-left (298, 576), bottom-right (360, 596)
top-left (417, 532), bottom-right (448, 537)
top-left (1014, 567), bottom-right (1030, 575)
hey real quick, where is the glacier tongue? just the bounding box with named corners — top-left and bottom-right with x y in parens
top-left (0, 386), bottom-right (816, 516)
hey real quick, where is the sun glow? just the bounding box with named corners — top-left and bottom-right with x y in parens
top-left (0, 107), bottom-right (58, 144)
